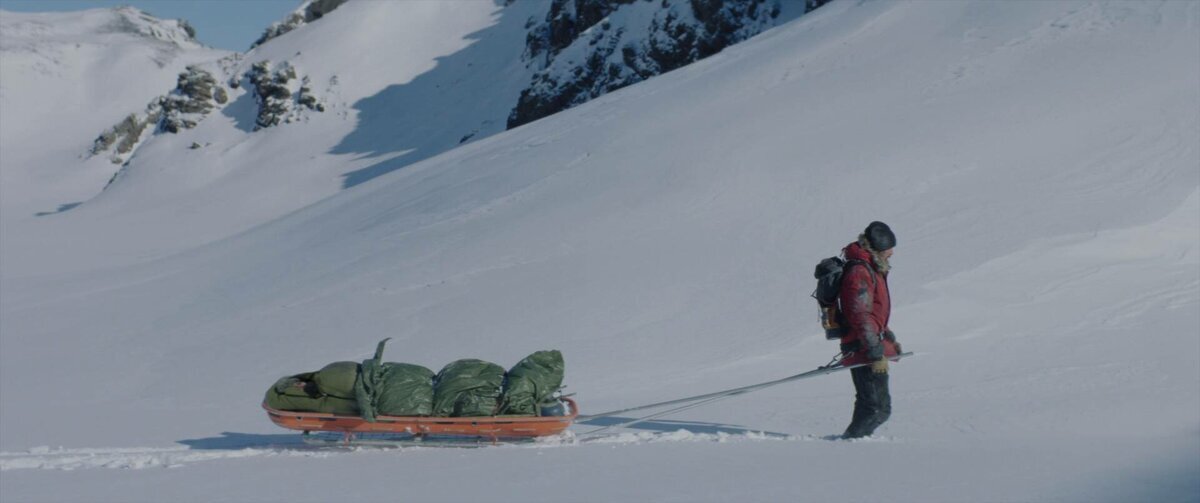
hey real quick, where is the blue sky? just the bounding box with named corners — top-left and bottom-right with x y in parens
top-left (0, 0), bottom-right (301, 51)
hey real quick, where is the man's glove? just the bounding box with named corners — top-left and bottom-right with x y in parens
top-left (871, 358), bottom-right (888, 374)
top-left (884, 329), bottom-right (902, 354)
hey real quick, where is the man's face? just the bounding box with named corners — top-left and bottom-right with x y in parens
top-left (881, 248), bottom-right (894, 260)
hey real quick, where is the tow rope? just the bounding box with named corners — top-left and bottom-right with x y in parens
top-left (577, 352), bottom-right (914, 438)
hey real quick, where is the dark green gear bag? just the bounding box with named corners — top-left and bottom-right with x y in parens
top-left (354, 338), bottom-right (435, 422)
top-left (499, 350), bottom-right (564, 416)
top-left (432, 359), bottom-right (505, 417)
top-left (264, 374), bottom-right (360, 415)
top-left (376, 363), bottom-right (434, 416)
top-left (312, 361), bottom-right (360, 400)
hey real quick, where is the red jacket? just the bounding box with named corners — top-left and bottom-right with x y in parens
top-left (838, 242), bottom-right (898, 365)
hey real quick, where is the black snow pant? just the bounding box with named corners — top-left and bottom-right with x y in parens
top-left (843, 365), bottom-right (891, 439)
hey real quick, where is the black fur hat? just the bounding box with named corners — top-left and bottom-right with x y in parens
top-left (864, 221), bottom-right (896, 251)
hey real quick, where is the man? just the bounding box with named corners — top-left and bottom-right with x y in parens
top-left (838, 221), bottom-right (902, 439)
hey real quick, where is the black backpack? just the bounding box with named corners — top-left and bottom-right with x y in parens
top-left (812, 256), bottom-right (872, 340)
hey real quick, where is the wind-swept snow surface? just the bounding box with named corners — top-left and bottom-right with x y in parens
top-left (1, 1), bottom-right (1198, 502)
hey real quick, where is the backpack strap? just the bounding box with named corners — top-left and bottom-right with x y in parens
top-left (842, 258), bottom-right (876, 290)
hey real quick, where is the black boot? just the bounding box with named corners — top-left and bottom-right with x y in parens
top-left (842, 366), bottom-right (891, 439)
top-left (863, 373), bottom-right (891, 433)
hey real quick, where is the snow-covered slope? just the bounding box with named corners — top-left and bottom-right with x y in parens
top-left (0, 7), bottom-right (225, 220)
top-left (1, 1), bottom-right (517, 273)
top-left (3, 1), bottom-right (811, 275)
top-left (1, 1), bottom-right (1198, 502)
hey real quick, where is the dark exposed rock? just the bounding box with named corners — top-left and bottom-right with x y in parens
top-left (161, 66), bottom-right (225, 133)
top-left (509, 0), bottom-right (786, 129)
top-left (805, 0), bottom-right (834, 12)
top-left (91, 126), bottom-right (120, 155)
top-left (525, 0), bottom-right (636, 64)
top-left (251, 0), bottom-right (348, 49)
top-left (248, 61), bottom-right (296, 129)
top-left (92, 109), bottom-right (159, 163)
top-left (298, 77), bottom-right (325, 112)
top-left (178, 19), bottom-right (196, 39)
top-left (108, 115), bottom-right (143, 154)
top-left (246, 61), bottom-right (324, 129)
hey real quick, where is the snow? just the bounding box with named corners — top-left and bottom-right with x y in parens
top-left (1, 0), bottom-right (1198, 502)
top-left (0, 7), bottom-right (224, 221)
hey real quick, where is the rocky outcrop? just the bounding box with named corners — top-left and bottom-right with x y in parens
top-left (248, 61), bottom-right (296, 129)
top-left (178, 19), bottom-right (197, 40)
top-left (90, 57), bottom-right (328, 163)
top-left (251, 0), bottom-right (348, 49)
top-left (91, 111), bottom-right (159, 161)
top-left (91, 65), bottom-right (228, 163)
top-left (509, 0), bottom-right (808, 129)
top-left (524, 0), bottom-right (637, 64)
top-left (298, 77), bottom-right (326, 113)
top-left (161, 65), bottom-right (228, 133)
top-left (247, 61), bottom-right (325, 130)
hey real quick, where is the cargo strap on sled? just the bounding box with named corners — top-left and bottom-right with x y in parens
top-left (578, 352), bottom-right (914, 438)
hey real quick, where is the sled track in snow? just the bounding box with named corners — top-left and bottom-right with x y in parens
top-left (0, 445), bottom-right (334, 471)
top-left (0, 431), bottom-right (900, 471)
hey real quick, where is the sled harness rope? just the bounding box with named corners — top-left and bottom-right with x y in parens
top-left (576, 351), bottom-right (914, 439)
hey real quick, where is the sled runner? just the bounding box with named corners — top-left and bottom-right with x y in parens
top-left (263, 397), bottom-right (578, 444)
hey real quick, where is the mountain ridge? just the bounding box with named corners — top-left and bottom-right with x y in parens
top-left (6, 1), bottom-right (821, 224)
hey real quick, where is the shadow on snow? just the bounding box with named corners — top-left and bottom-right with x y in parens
top-left (177, 417), bottom-right (792, 450)
top-left (330, 0), bottom-right (530, 189)
top-left (34, 202), bottom-right (82, 217)
top-left (577, 417), bottom-right (792, 438)
top-left (177, 431), bottom-right (309, 450)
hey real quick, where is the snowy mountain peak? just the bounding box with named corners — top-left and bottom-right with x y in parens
top-left (0, 6), bottom-right (200, 52)
top-left (99, 6), bottom-right (200, 48)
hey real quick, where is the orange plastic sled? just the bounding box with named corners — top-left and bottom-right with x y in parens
top-left (264, 397), bottom-right (578, 440)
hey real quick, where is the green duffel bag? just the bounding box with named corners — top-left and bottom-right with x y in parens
top-left (376, 363), bottom-right (435, 417)
top-left (354, 338), bottom-right (435, 421)
top-left (312, 361), bottom-right (360, 399)
top-left (499, 350), bottom-right (564, 416)
top-left (264, 375), bottom-right (360, 415)
top-left (432, 359), bottom-right (505, 417)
